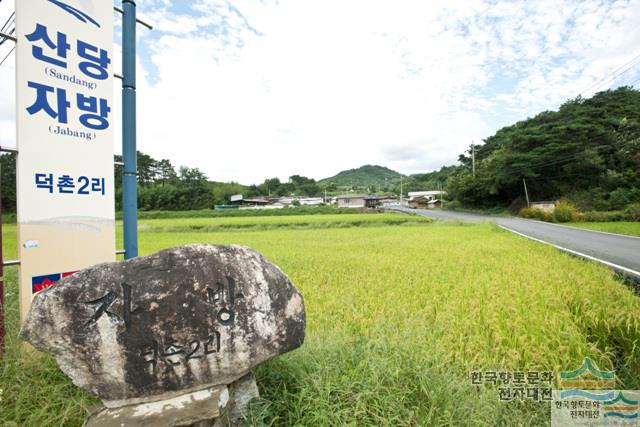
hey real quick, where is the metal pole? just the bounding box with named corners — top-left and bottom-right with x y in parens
top-left (122, 0), bottom-right (138, 259)
top-left (523, 178), bottom-right (530, 207)
top-left (400, 175), bottom-right (403, 206)
top-left (0, 154), bottom-right (4, 356)
top-left (471, 142), bottom-right (475, 178)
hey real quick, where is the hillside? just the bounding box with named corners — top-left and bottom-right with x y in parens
top-left (319, 165), bottom-right (403, 189)
top-left (443, 87), bottom-right (640, 210)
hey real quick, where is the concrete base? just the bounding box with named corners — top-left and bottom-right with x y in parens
top-left (84, 373), bottom-right (259, 427)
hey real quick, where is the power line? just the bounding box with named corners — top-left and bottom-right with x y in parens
top-left (0, 11), bottom-right (14, 33)
top-left (526, 171), bottom-right (599, 182)
top-left (0, 44), bottom-right (14, 67)
top-left (0, 20), bottom-right (14, 48)
top-left (589, 61), bottom-right (640, 95)
top-left (579, 52), bottom-right (640, 97)
top-left (580, 52), bottom-right (640, 95)
top-left (497, 146), bottom-right (611, 176)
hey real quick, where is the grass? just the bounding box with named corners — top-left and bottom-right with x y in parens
top-left (124, 206), bottom-right (364, 220)
top-left (1, 213), bottom-right (639, 426)
top-left (564, 221), bottom-right (640, 237)
top-left (138, 213), bottom-right (431, 232)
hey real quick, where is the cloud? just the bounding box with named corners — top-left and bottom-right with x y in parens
top-left (2, 0), bottom-right (640, 184)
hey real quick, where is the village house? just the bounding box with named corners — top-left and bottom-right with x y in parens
top-left (336, 195), bottom-right (367, 208)
top-left (408, 191), bottom-right (445, 209)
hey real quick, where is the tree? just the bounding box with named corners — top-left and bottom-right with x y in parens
top-left (0, 153), bottom-right (16, 212)
top-left (156, 159), bottom-right (177, 186)
top-left (137, 151), bottom-right (157, 186)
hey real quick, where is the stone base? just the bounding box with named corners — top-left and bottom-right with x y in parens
top-left (84, 373), bottom-right (259, 427)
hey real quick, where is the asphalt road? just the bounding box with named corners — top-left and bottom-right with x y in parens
top-left (393, 206), bottom-right (640, 277)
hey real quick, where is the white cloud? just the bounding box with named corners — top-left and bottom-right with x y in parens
top-left (2, 0), bottom-right (640, 184)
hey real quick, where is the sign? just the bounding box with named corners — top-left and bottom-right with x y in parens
top-left (15, 0), bottom-right (115, 321)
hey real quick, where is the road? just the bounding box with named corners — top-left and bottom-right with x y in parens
top-left (392, 206), bottom-right (640, 278)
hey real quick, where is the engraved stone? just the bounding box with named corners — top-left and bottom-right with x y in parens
top-left (19, 244), bottom-right (305, 409)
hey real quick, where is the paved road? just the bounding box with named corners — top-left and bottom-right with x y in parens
top-left (392, 206), bottom-right (640, 277)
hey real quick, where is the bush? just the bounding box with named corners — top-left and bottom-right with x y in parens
top-left (519, 207), bottom-right (546, 220)
top-left (553, 200), bottom-right (581, 223)
top-left (583, 210), bottom-right (624, 222)
top-left (624, 203), bottom-right (640, 221)
top-left (508, 196), bottom-right (527, 214)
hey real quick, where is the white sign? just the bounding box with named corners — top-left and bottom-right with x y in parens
top-left (15, 0), bottom-right (115, 320)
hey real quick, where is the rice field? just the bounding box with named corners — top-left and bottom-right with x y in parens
top-left (1, 213), bottom-right (639, 426)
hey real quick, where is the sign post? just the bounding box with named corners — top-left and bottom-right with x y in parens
top-left (122, 0), bottom-right (138, 260)
top-left (15, 0), bottom-right (115, 321)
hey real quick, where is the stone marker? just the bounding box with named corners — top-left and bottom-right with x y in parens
top-left (20, 244), bottom-right (305, 426)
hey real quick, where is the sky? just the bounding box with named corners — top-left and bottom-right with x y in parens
top-left (1, 0), bottom-right (640, 184)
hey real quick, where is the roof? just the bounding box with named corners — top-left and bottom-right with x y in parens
top-left (336, 195), bottom-right (368, 199)
top-left (408, 191), bottom-right (445, 197)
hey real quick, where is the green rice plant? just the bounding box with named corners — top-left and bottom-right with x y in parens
top-left (1, 217), bottom-right (639, 426)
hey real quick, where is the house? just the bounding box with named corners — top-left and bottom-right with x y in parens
top-left (229, 195), bottom-right (272, 207)
top-left (363, 195), bottom-right (385, 208)
top-left (336, 195), bottom-right (367, 208)
top-left (426, 199), bottom-right (441, 209)
top-left (299, 197), bottom-right (324, 206)
top-left (275, 196), bottom-right (323, 206)
top-left (380, 197), bottom-right (399, 207)
top-left (407, 191), bottom-right (445, 201)
top-left (407, 191), bottom-right (445, 209)
top-left (409, 195), bottom-right (444, 209)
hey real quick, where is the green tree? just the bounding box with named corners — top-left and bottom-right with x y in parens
top-left (0, 153), bottom-right (16, 212)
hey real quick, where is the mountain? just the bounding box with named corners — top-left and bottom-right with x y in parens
top-left (319, 165), bottom-right (403, 189)
top-left (446, 87), bottom-right (640, 210)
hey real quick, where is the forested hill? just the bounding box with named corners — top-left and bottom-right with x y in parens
top-left (318, 165), bottom-right (403, 189)
top-left (437, 87), bottom-right (640, 211)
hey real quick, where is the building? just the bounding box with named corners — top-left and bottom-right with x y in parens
top-left (364, 196), bottom-right (385, 208)
top-left (300, 197), bottom-right (324, 206)
top-left (407, 191), bottom-right (445, 208)
top-left (425, 199), bottom-right (441, 209)
top-left (275, 196), bottom-right (324, 206)
top-left (407, 191), bottom-right (445, 201)
top-left (380, 197), bottom-right (399, 207)
top-left (336, 195), bottom-right (367, 208)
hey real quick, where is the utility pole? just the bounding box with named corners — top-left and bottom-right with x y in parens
top-left (400, 175), bottom-right (403, 206)
top-left (523, 178), bottom-right (530, 207)
top-left (471, 142), bottom-right (475, 178)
